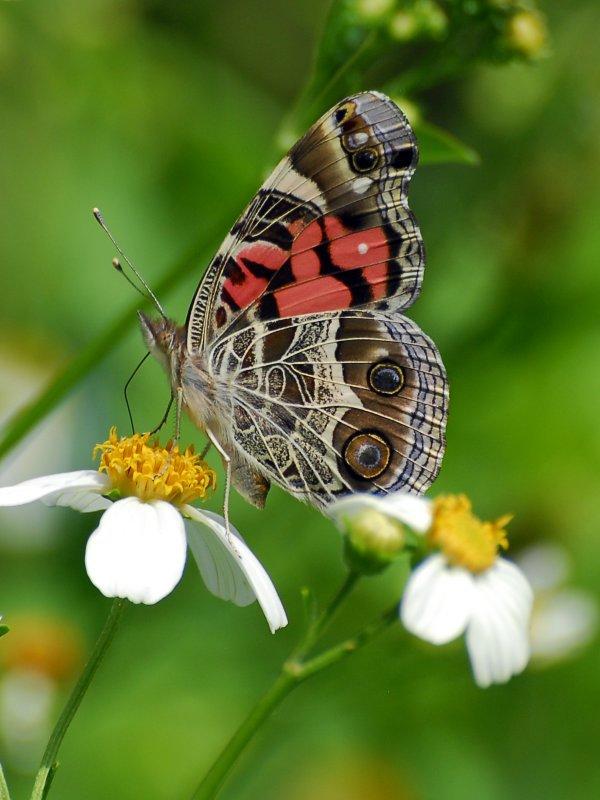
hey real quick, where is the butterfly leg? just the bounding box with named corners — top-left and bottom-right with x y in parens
top-left (173, 387), bottom-right (183, 447)
top-left (199, 441), bottom-right (212, 460)
top-left (157, 388), bottom-right (183, 478)
top-left (149, 393), bottom-right (174, 436)
top-left (205, 427), bottom-right (238, 555)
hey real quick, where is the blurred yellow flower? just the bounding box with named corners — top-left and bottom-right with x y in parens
top-left (0, 615), bottom-right (83, 683)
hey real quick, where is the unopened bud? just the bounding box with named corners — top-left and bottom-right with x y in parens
top-left (357, 0), bottom-right (396, 24)
top-left (506, 10), bottom-right (547, 58)
top-left (343, 508), bottom-right (406, 574)
top-left (416, 0), bottom-right (447, 38)
top-left (389, 11), bottom-right (418, 41)
top-left (389, 1), bottom-right (447, 42)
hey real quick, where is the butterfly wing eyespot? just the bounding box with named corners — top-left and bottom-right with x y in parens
top-left (390, 145), bottom-right (417, 170)
top-left (368, 361), bottom-right (404, 396)
top-left (343, 431), bottom-right (391, 480)
top-left (351, 147), bottom-right (379, 173)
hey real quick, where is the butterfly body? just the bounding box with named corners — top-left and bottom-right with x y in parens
top-left (140, 92), bottom-right (448, 513)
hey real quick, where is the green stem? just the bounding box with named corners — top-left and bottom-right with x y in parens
top-left (191, 576), bottom-right (396, 800)
top-left (291, 570), bottom-right (360, 661)
top-left (0, 764), bottom-right (11, 800)
top-left (190, 670), bottom-right (297, 800)
top-left (295, 605), bottom-right (398, 681)
top-left (30, 598), bottom-right (127, 800)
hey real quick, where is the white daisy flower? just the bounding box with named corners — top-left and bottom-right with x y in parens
top-left (400, 494), bottom-right (533, 687)
top-left (0, 429), bottom-right (287, 633)
top-left (517, 543), bottom-right (598, 664)
top-left (331, 492), bottom-right (533, 688)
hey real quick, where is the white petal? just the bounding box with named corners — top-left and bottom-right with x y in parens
top-left (328, 492), bottom-right (433, 533)
top-left (85, 498), bottom-right (187, 604)
top-left (466, 559), bottom-right (533, 687)
top-left (185, 518), bottom-right (255, 607)
top-left (530, 589), bottom-right (598, 662)
top-left (43, 487), bottom-right (112, 513)
top-left (183, 505), bottom-right (287, 633)
top-left (0, 471), bottom-right (110, 510)
top-left (401, 554), bottom-right (475, 645)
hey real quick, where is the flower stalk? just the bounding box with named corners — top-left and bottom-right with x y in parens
top-left (0, 765), bottom-right (10, 800)
top-left (30, 599), bottom-right (127, 800)
top-left (191, 572), bottom-right (397, 800)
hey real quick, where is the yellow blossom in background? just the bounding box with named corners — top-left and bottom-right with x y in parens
top-left (0, 616), bottom-right (83, 682)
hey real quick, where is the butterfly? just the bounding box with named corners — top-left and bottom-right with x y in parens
top-left (139, 91), bottom-right (448, 512)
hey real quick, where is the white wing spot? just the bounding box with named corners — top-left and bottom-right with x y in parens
top-left (346, 131), bottom-right (369, 149)
top-left (358, 242), bottom-right (368, 255)
top-left (352, 176), bottom-right (372, 194)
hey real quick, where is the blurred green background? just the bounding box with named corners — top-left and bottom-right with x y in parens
top-left (0, 1), bottom-right (599, 798)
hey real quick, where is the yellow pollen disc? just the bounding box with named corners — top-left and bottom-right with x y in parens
top-left (428, 494), bottom-right (512, 573)
top-left (94, 427), bottom-right (217, 506)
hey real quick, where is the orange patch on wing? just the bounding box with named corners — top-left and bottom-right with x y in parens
top-left (290, 220), bottom-right (323, 280)
top-left (274, 276), bottom-right (352, 316)
top-left (326, 219), bottom-right (390, 271)
top-left (223, 242), bottom-right (288, 309)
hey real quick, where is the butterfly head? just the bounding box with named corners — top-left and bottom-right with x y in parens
top-left (138, 311), bottom-right (185, 378)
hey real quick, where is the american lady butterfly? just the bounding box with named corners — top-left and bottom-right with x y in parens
top-left (139, 92), bottom-right (448, 511)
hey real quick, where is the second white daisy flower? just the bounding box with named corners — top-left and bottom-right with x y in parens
top-left (330, 492), bottom-right (533, 688)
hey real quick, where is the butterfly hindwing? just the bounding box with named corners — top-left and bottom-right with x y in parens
top-left (187, 92), bottom-right (424, 352)
top-left (206, 310), bottom-right (447, 508)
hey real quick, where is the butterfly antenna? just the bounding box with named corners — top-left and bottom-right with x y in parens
top-left (123, 352), bottom-right (150, 434)
top-left (92, 207), bottom-right (167, 318)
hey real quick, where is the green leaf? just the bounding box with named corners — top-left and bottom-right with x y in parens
top-left (415, 120), bottom-right (481, 166)
top-left (0, 626), bottom-right (8, 639)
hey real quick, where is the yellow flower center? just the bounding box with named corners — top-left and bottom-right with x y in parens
top-left (428, 494), bottom-right (512, 573)
top-left (94, 428), bottom-right (216, 506)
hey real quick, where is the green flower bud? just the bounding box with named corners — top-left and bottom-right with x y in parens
top-left (343, 508), bottom-right (407, 574)
top-left (389, 1), bottom-right (447, 43)
top-left (357, 0), bottom-right (396, 24)
top-left (416, 0), bottom-right (447, 39)
top-left (506, 10), bottom-right (548, 58)
top-left (389, 11), bottom-right (418, 42)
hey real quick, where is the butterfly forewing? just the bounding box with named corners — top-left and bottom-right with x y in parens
top-left (186, 92), bottom-right (423, 352)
